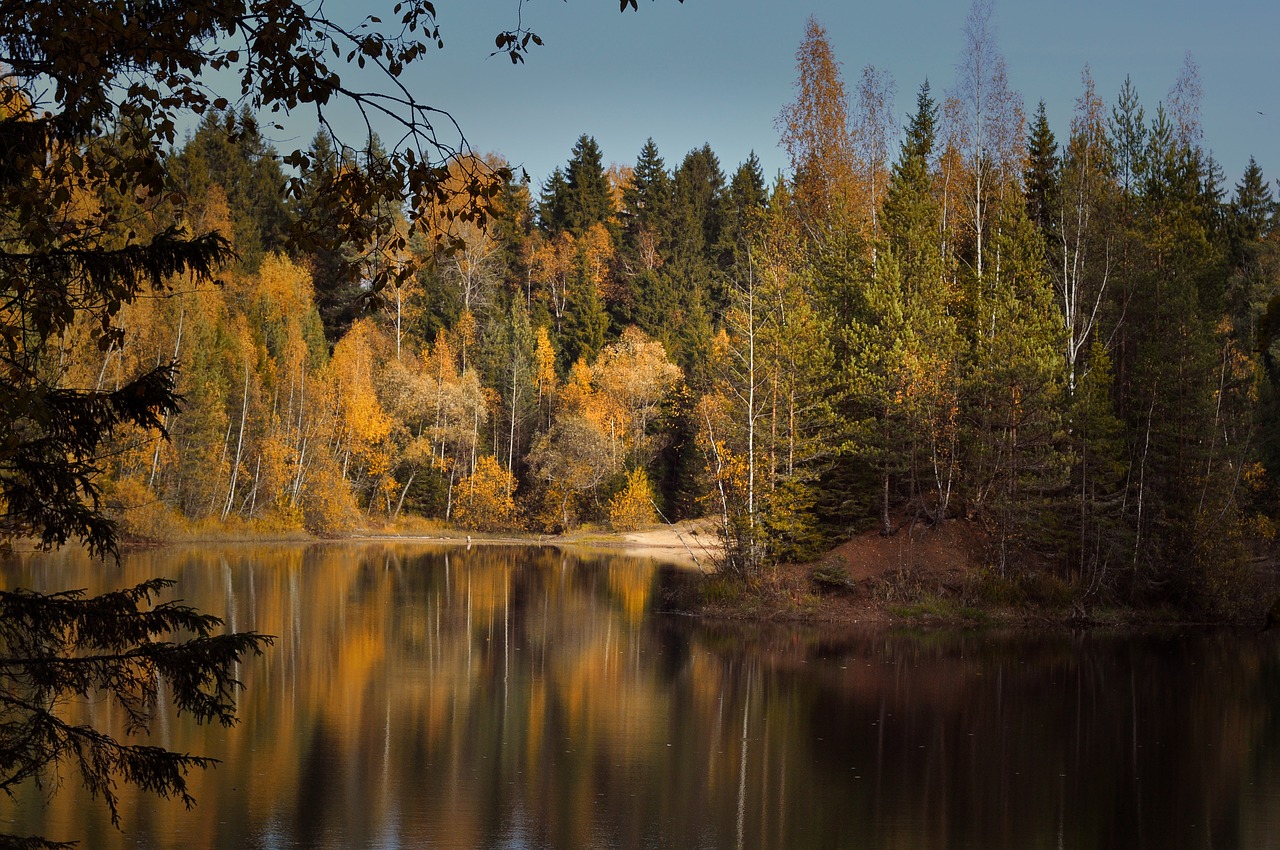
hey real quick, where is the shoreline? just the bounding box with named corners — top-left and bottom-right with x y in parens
top-left (85, 521), bottom-right (1280, 630)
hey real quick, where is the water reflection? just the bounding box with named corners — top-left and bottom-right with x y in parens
top-left (1, 544), bottom-right (1279, 849)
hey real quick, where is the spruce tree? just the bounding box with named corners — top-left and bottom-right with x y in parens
top-left (668, 145), bottom-right (727, 327)
top-left (295, 131), bottom-right (364, 342)
top-left (623, 138), bottom-right (673, 237)
top-left (173, 109), bottom-right (293, 272)
top-left (539, 167), bottom-right (570, 233)
top-left (618, 139), bottom-right (674, 334)
top-left (1229, 156), bottom-right (1275, 246)
top-left (562, 265), bottom-right (610, 367)
top-left (563, 134), bottom-right (615, 235)
top-left (1024, 100), bottom-right (1060, 242)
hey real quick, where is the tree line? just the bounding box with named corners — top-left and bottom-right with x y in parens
top-left (38, 10), bottom-right (1280, 613)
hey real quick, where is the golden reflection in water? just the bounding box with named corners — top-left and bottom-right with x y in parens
top-left (0, 543), bottom-right (1279, 850)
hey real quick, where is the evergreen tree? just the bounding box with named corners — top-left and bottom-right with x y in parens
top-left (1067, 339), bottom-right (1128, 592)
top-left (960, 193), bottom-right (1063, 571)
top-left (724, 153), bottom-right (768, 239)
top-left (668, 145), bottom-right (727, 327)
top-left (539, 167), bottom-right (570, 233)
top-left (1229, 156), bottom-right (1275, 248)
top-left (174, 108), bottom-right (292, 272)
top-left (1024, 100), bottom-right (1059, 242)
top-left (563, 134), bottom-right (615, 235)
top-left (295, 131), bottom-right (364, 343)
top-left (623, 137), bottom-right (673, 238)
top-left (1120, 102), bottom-right (1242, 604)
top-left (562, 265), bottom-right (610, 366)
top-left (617, 139), bottom-right (674, 334)
top-left (880, 80), bottom-right (962, 523)
top-left (882, 81), bottom-right (943, 283)
top-left (671, 145), bottom-right (727, 262)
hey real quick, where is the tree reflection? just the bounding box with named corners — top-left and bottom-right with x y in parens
top-left (2, 546), bottom-right (1278, 849)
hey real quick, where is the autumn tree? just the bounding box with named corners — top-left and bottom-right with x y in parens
top-left (453, 454), bottom-right (517, 532)
top-left (950, 0), bottom-right (1024, 284)
top-left (1053, 68), bottom-right (1118, 395)
top-left (776, 16), bottom-right (858, 238)
top-left (853, 64), bottom-right (897, 253)
top-left (608, 467), bottom-right (659, 531)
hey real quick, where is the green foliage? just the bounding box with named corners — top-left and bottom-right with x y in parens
top-left (563, 135), bottom-right (615, 236)
top-left (1024, 100), bottom-right (1059, 240)
top-left (0, 580), bottom-right (272, 846)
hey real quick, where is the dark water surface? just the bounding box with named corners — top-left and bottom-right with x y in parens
top-left (2, 543), bottom-right (1279, 849)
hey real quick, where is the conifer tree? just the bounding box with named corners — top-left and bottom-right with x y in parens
top-left (880, 80), bottom-right (963, 523)
top-left (1229, 157), bottom-right (1275, 249)
top-left (623, 138), bottom-right (673, 239)
top-left (1024, 100), bottom-right (1059, 242)
top-left (296, 131), bottom-right (365, 342)
top-left (1067, 339), bottom-right (1128, 592)
top-left (563, 134), bottom-right (615, 235)
top-left (174, 109), bottom-right (293, 272)
top-left (562, 267), bottom-right (610, 366)
top-left (539, 167), bottom-right (571, 233)
top-left (1110, 76), bottom-right (1148, 199)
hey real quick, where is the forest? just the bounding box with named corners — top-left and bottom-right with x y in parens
top-left (17, 13), bottom-right (1280, 615)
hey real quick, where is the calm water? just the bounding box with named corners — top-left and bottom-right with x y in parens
top-left (2, 543), bottom-right (1279, 849)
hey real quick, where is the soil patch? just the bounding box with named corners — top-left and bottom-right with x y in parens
top-left (826, 517), bottom-right (985, 584)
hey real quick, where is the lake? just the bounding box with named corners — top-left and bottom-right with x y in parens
top-left (1, 542), bottom-right (1278, 849)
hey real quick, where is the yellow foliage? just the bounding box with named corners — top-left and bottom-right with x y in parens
top-left (608, 468), bottom-right (657, 531)
top-left (257, 254), bottom-right (315, 325)
top-left (330, 318), bottom-right (394, 469)
top-left (453, 455), bottom-right (518, 532)
top-left (534, 326), bottom-right (558, 401)
top-left (561, 358), bottom-right (596, 415)
top-left (302, 453), bottom-right (360, 534)
top-left (105, 476), bottom-right (182, 542)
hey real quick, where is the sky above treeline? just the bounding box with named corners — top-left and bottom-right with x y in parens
top-left (309, 0), bottom-right (1278, 190)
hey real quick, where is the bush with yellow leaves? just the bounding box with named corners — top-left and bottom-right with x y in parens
top-left (608, 467), bottom-right (657, 531)
top-left (454, 455), bottom-right (519, 532)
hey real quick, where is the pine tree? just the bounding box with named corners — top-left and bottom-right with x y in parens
top-left (1110, 75), bottom-right (1148, 198)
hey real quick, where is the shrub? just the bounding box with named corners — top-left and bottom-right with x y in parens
top-left (454, 456), bottom-right (518, 532)
top-left (608, 468), bottom-right (657, 531)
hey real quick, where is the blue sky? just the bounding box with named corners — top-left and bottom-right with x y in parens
top-left (316, 0), bottom-right (1278, 192)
